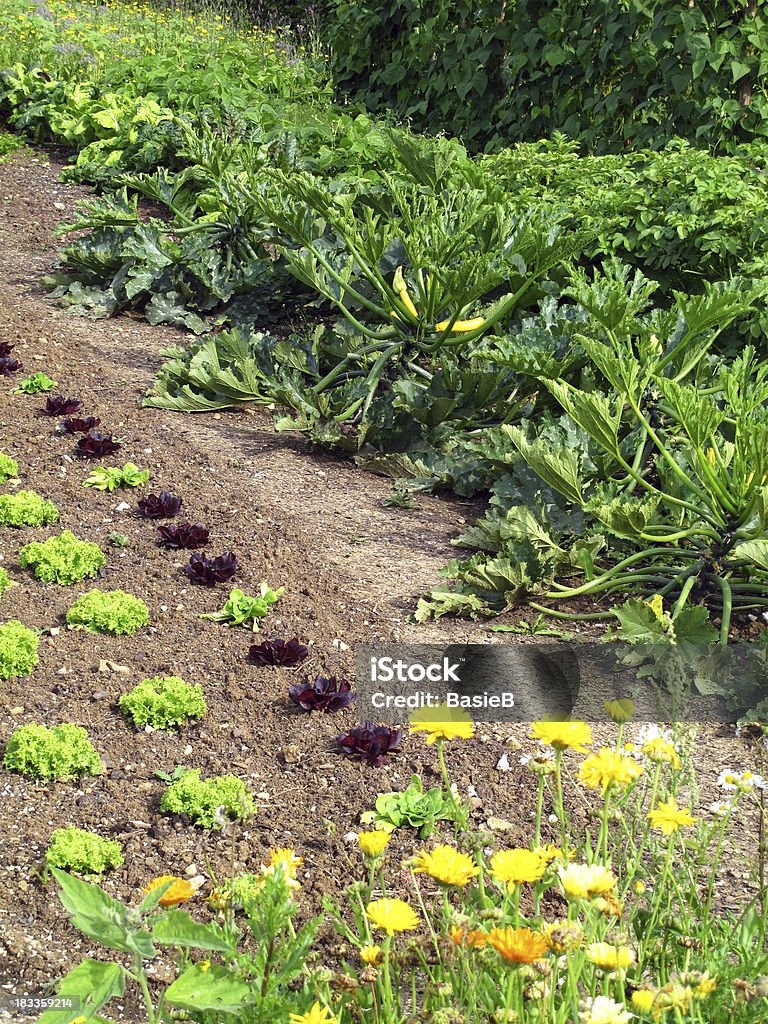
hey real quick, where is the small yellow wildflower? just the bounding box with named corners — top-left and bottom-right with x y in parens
top-left (541, 919), bottom-right (583, 953)
top-left (558, 863), bottom-right (617, 900)
top-left (579, 995), bottom-right (631, 1024)
top-left (578, 748), bottom-right (643, 793)
top-left (529, 720), bottom-right (592, 752)
top-left (261, 848), bottom-right (303, 889)
top-left (288, 1002), bottom-right (336, 1024)
top-left (643, 737), bottom-right (680, 770)
top-left (366, 898), bottom-right (419, 936)
top-left (412, 844), bottom-right (479, 886)
top-left (357, 831), bottom-right (391, 858)
top-left (647, 797), bottom-right (696, 835)
top-left (586, 942), bottom-right (636, 971)
top-left (360, 944), bottom-right (383, 966)
top-left (409, 704), bottom-right (475, 743)
top-left (490, 848), bottom-right (547, 888)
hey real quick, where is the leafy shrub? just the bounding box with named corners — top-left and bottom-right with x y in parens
top-left (0, 452), bottom-right (18, 482)
top-left (3, 723), bottom-right (104, 780)
top-left (160, 769), bottom-right (255, 828)
top-left (19, 530), bottom-right (105, 585)
top-left (46, 827), bottom-right (123, 874)
top-left (199, 585), bottom-right (283, 630)
top-left (119, 676), bottom-right (207, 730)
top-left (326, 0), bottom-right (768, 154)
top-left (0, 490), bottom-right (59, 527)
top-left (66, 589), bottom-right (149, 635)
top-left (0, 620), bottom-right (39, 679)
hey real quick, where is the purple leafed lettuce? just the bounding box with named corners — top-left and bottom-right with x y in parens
top-left (289, 675), bottom-right (355, 712)
top-left (182, 552), bottom-right (239, 585)
top-left (44, 396), bottom-right (83, 417)
top-left (57, 416), bottom-right (101, 434)
top-left (76, 431), bottom-right (121, 458)
top-left (136, 491), bottom-right (182, 519)
top-left (0, 356), bottom-right (22, 376)
top-left (156, 522), bottom-right (210, 549)
top-left (335, 722), bottom-right (403, 767)
top-left (249, 638), bottom-right (309, 667)
top-left (0, 342), bottom-right (15, 357)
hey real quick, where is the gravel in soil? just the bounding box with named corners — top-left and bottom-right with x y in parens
top-left (0, 150), bottom-right (764, 1019)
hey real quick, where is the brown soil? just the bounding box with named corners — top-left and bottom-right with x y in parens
top-left (0, 150), bottom-right (764, 1019)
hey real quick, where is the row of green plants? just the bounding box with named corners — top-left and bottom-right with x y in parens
top-left (23, 714), bottom-right (768, 1023)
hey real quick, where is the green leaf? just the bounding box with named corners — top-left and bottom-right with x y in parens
top-left (503, 426), bottom-right (584, 503)
top-left (37, 959), bottom-right (124, 1024)
top-left (152, 910), bottom-right (237, 952)
top-left (51, 868), bottom-right (156, 958)
top-left (164, 964), bottom-right (253, 1011)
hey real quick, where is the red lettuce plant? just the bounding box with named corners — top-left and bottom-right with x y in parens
top-left (137, 492), bottom-right (182, 518)
top-left (76, 431), bottom-right (121, 458)
top-left (156, 523), bottom-right (209, 549)
top-left (249, 638), bottom-right (309, 666)
top-left (44, 396), bottom-right (82, 416)
top-left (289, 676), bottom-right (355, 712)
top-left (58, 416), bottom-right (101, 434)
top-left (0, 356), bottom-right (23, 376)
top-left (182, 552), bottom-right (239, 585)
top-left (335, 723), bottom-right (403, 766)
top-left (0, 342), bottom-right (15, 357)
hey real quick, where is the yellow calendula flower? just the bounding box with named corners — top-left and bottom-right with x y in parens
top-left (360, 944), bottom-right (383, 965)
top-left (648, 796), bottom-right (696, 835)
top-left (449, 925), bottom-right (487, 949)
top-left (541, 919), bottom-right (583, 953)
top-left (261, 847), bottom-right (303, 889)
top-left (490, 848), bottom-right (547, 888)
top-left (558, 863), bottom-right (617, 900)
top-left (488, 926), bottom-right (548, 964)
top-left (694, 973), bottom-right (717, 997)
top-left (630, 990), bottom-right (661, 1016)
top-left (288, 1002), bottom-right (336, 1024)
top-left (604, 698), bottom-right (635, 723)
top-left (412, 844), bottom-right (479, 886)
top-left (643, 737), bottom-right (680, 770)
top-left (586, 942), bottom-right (636, 971)
top-left (357, 830), bottom-right (391, 858)
top-left (529, 720), bottom-right (592, 752)
top-left (366, 898), bottom-right (420, 936)
top-left (578, 748), bottom-right (643, 793)
top-left (409, 704), bottom-right (475, 743)
top-left (144, 875), bottom-right (196, 907)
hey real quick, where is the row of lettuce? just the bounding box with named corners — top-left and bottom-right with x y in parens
top-left (3, 0), bottom-right (768, 719)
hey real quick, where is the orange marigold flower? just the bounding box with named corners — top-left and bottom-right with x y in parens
top-left (449, 925), bottom-right (487, 949)
top-left (144, 875), bottom-right (196, 906)
top-left (488, 926), bottom-right (548, 964)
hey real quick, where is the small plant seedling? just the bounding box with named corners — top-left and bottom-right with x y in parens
top-left (360, 773), bottom-right (458, 839)
top-left (199, 584), bottom-right (283, 631)
top-left (13, 372), bottom-right (57, 394)
top-left (46, 827), bottom-right (123, 875)
top-left (348, 533), bottom-right (367, 545)
top-left (83, 463), bottom-right (149, 491)
top-left (119, 676), bottom-right (207, 730)
top-left (382, 485), bottom-right (416, 509)
top-left (488, 615), bottom-right (577, 639)
top-left (3, 723), bottom-right (104, 780)
top-left (108, 532), bottom-right (129, 547)
top-left (154, 764), bottom-right (191, 784)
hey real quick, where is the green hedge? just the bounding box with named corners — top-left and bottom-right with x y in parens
top-left (325, 0), bottom-right (768, 152)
